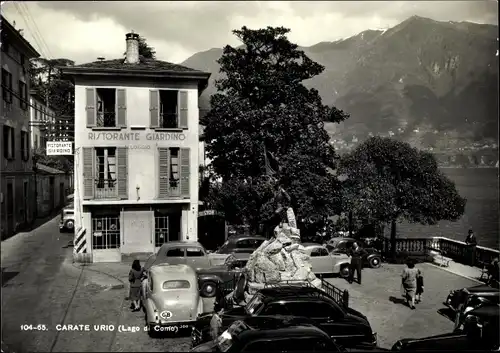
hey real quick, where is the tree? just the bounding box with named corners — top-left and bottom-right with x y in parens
top-left (339, 136), bottom-right (466, 259)
top-left (122, 36), bottom-right (156, 59)
top-left (201, 26), bottom-right (349, 232)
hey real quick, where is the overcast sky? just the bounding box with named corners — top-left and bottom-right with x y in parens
top-left (2, 1), bottom-right (498, 65)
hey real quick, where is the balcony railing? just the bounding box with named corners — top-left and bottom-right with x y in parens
top-left (159, 112), bottom-right (178, 129)
top-left (97, 111), bottom-right (117, 127)
top-left (94, 179), bottom-right (118, 199)
top-left (380, 236), bottom-right (499, 268)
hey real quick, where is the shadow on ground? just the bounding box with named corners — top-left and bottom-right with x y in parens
top-left (389, 295), bottom-right (408, 306)
top-left (1, 268), bottom-right (20, 287)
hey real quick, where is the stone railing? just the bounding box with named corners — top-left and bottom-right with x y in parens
top-left (381, 236), bottom-right (499, 267)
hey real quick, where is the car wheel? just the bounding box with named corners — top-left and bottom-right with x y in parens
top-left (369, 257), bottom-right (382, 268)
top-left (65, 220), bottom-right (74, 230)
top-left (201, 281), bottom-right (217, 298)
top-left (340, 264), bottom-right (350, 278)
top-left (148, 324), bottom-right (158, 338)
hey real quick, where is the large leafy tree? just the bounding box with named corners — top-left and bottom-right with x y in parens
top-left (202, 26), bottom-right (349, 232)
top-left (30, 58), bottom-right (75, 172)
top-left (339, 136), bottom-right (466, 259)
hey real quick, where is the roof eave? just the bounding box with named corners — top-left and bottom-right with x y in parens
top-left (2, 16), bottom-right (41, 58)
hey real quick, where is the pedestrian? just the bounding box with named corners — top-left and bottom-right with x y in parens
top-left (487, 257), bottom-right (499, 285)
top-left (464, 229), bottom-right (478, 266)
top-left (401, 258), bottom-right (419, 309)
top-left (347, 242), bottom-right (367, 284)
top-left (415, 270), bottom-right (424, 303)
top-left (128, 259), bottom-right (143, 312)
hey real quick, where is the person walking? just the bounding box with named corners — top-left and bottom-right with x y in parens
top-left (464, 229), bottom-right (477, 266)
top-left (128, 259), bottom-right (144, 312)
top-left (401, 258), bottom-right (419, 309)
top-left (415, 270), bottom-right (424, 303)
top-left (347, 242), bottom-right (367, 284)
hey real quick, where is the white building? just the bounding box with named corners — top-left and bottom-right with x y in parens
top-left (62, 32), bottom-right (210, 262)
top-left (30, 90), bottom-right (55, 150)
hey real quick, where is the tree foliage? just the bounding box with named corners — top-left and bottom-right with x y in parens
top-left (201, 26), bottom-right (349, 231)
top-left (30, 58), bottom-right (75, 172)
top-left (339, 136), bottom-right (466, 258)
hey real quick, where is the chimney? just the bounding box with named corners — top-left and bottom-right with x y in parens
top-left (125, 31), bottom-right (140, 64)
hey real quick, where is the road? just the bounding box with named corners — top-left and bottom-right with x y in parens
top-left (1, 216), bottom-right (203, 352)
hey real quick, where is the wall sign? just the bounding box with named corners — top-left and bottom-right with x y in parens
top-left (88, 132), bottom-right (186, 141)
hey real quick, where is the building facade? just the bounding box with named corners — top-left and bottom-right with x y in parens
top-left (30, 91), bottom-right (56, 150)
top-left (62, 32), bottom-right (210, 262)
top-left (35, 163), bottom-right (71, 218)
top-left (1, 17), bottom-right (40, 239)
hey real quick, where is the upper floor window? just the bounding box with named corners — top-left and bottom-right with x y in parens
top-left (149, 90), bottom-right (188, 130)
top-left (18, 80), bottom-right (27, 110)
top-left (3, 126), bottom-right (15, 160)
top-left (86, 88), bottom-right (126, 128)
top-left (20, 131), bottom-right (29, 161)
top-left (2, 69), bottom-right (13, 106)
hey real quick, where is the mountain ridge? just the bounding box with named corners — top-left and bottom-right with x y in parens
top-left (182, 16), bottom-right (498, 146)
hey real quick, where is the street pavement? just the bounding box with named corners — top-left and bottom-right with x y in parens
top-left (0, 217), bottom-right (485, 352)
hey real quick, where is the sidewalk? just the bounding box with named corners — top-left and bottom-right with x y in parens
top-left (428, 253), bottom-right (484, 284)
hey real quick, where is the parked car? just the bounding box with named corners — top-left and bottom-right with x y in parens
top-left (452, 293), bottom-right (499, 331)
top-left (444, 284), bottom-right (499, 313)
top-left (197, 254), bottom-right (249, 298)
top-left (208, 236), bottom-right (266, 266)
top-left (392, 304), bottom-right (499, 351)
top-left (143, 241), bottom-right (216, 271)
top-left (302, 243), bottom-right (351, 277)
top-left (59, 204), bottom-right (75, 233)
top-left (191, 316), bottom-right (345, 352)
top-left (192, 284), bottom-right (376, 349)
top-left (141, 263), bottom-right (204, 337)
top-left (325, 238), bottom-right (382, 268)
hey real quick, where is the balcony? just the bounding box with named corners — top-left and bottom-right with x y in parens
top-left (97, 111), bottom-right (117, 128)
top-left (159, 112), bottom-right (178, 129)
top-left (94, 179), bottom-right (118, 199)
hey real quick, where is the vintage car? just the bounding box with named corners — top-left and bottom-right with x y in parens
top-left (392, 304), bottom-right (499, 351)
top-left (197, 254), bottom-right (249, 298)
top-left (444, 284), bottom-right (499, 313)
top-left (191, 316), bottom-right (345, 352)
top-left (208, 235), bottom-right (266, 266)
top-left (192, 284), bottom-right (377, 349)
top-left (141, 263), bottom-right (204, 337)
top-left (452, 293), bottom-right (499, 331)
top-left (59, 203), bottom-right (75, 233)
top-left (143, 241), bottom-right (217, 271)
top-left (325, 237), bottom-right (382, 268)
top-left (302, 243), bottom-right (351, 277)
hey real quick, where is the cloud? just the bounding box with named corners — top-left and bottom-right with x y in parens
top-left (2, 1), bottom-right (497, 64)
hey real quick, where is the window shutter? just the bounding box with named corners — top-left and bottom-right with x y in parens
top-left (82, 147), bottom-right (94, 199)
top-left (150, 90), bottom-right (159, 128)
top-left (117, 147), bottom-right (128, 199)
top-left (178, 91), bottom-right (188, 129)
top-left (179, 148), bottom-right (190, 198)
top-left (116, 89), bottom-right (127, 127)
top-left (86, 88), bottom-right (96, 127)
top-left (158, 148), bottom-right (170, 198)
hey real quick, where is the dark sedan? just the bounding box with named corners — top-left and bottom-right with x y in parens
top-left (325, 237), bottom-right (382, 268)
top-left (444, 284), bottom-right (499, 312)
top-left (197, 254), bottom-right (248, 297)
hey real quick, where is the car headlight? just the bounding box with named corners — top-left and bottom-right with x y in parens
top-left (392, 341), bottom-right (403, 351)
top-left (464, 306), bottom-right (474, 314)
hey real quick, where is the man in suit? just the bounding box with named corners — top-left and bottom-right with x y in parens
top-left (465, 229), bottom-right (478, 266)
top-left (347, 242), bottom-right (367, 284)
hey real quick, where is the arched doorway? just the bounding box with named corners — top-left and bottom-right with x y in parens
top-left (198, 210), bottom-right (226, 251)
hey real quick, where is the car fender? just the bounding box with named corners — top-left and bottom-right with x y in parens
top-left (198, 273), bottom-right (222, 284)
top-left (144, 298), bottom-right (159, 325)
top-left (333, 260), bottom-right (351, 273)
top-left (366, 253), bottom-right (380, 261)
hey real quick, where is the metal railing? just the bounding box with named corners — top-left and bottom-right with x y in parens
top-left (91, 216), bottom-right (120, 249)
top-left (94, 179), bottom-right (118, 199)
top-left (96, 111), bottom-right (117, 127)
top-left (159, 112), bottom-right (178, 129)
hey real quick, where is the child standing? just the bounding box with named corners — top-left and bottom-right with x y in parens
top-left (416, 270), bottom-right (424, 304)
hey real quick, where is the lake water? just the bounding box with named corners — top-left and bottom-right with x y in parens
top-left (387, 168), bottom-right (499, 249)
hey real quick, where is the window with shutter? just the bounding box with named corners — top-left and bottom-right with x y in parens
top-left (150, 90), bottom-right (160, 128)
top-left (179, 148), bottom-right (190, 198)
top-left (178, 91), bottom-right (188, 129)
top-left (116, 89), bottom-right (127, 127)
top-left (86, 88), bottom-right (96, 127)
top-left (117, 147), bottom-right (128, 199)
top-left (158, 148), bottom-right (170, 198)
top-left (82, 147), bottom-right (94, 199)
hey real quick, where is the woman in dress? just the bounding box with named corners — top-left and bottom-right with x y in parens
top-left (401, 258), bottom-right (419, 309)
top-left (129, 259), bottom-right (144, 312)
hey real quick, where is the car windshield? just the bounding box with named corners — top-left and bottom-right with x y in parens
top-left (329, 239), bottom-right (341, 247)
top-left (217, 240), bottom-right (230, 253)
top-left (224, 255), bottom-right (236, 266)
top-left (162, 280), bottom-right (190, 290)
top-left (245, 294), bottom-right (264, 315)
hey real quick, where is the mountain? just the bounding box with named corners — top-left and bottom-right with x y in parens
top-left (182, 16), bottom-right (499, 144)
